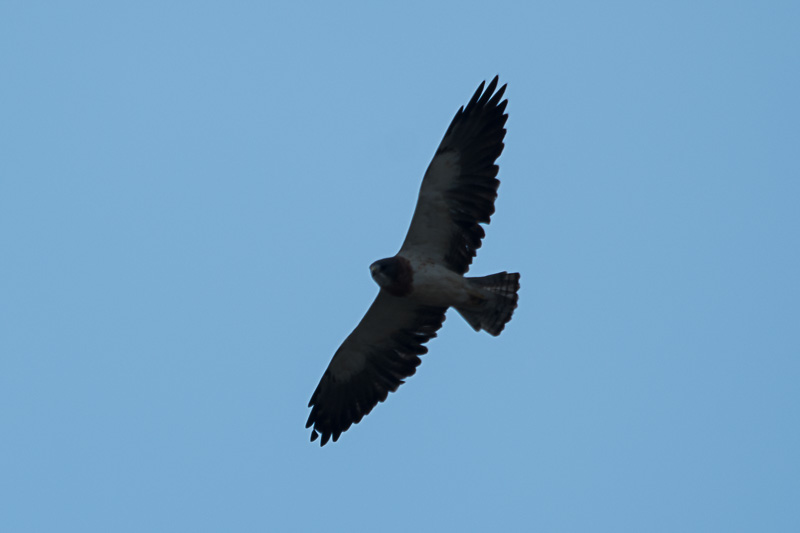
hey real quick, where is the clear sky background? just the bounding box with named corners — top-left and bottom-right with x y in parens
top-left (2, 2), bottom-right (798, 531)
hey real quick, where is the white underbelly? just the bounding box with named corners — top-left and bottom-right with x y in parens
top-left (407, 259), bottom-right (470, 307)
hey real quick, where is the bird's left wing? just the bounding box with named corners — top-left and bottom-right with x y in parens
top-left (307, 291), bottom-right (447, 446)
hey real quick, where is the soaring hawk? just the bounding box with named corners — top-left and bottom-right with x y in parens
top-left (306, 76), bottom-right (520, 445)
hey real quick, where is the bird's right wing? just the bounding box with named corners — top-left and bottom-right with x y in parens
top-left (306, 291), bottom-right (447, 446)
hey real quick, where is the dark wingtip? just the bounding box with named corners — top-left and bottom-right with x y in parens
top-left (472, 76), bottom-right (507, 111)
top-left (310, 430), bottom-right (319, 442)
top-left (482, 76), bottom-right (499, 102)
top-left (467, 80), bottom-right (485, 108)
top-left (489, 83), bottom-right (507, 107)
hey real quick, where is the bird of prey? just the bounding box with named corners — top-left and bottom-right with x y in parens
top-left (306, 76), bottom-right (520, 446)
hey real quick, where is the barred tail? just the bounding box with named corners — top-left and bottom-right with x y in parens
top-left (455, 272), bottom-right (520, 336)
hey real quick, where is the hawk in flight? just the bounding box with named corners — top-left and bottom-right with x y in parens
top-left (307, 76), bottom-right (520, 445)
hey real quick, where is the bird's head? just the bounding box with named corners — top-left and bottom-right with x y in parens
top-left (369, 258), bottom-right (395, 289)
top-left (369, 256), bottom-right (413, 296)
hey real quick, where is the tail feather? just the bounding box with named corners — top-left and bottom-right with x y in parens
top-left (456, 272), bottom-right (520, 336)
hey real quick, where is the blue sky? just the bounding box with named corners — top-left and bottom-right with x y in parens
top-left (2, 1), bottom-right (798, 531)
